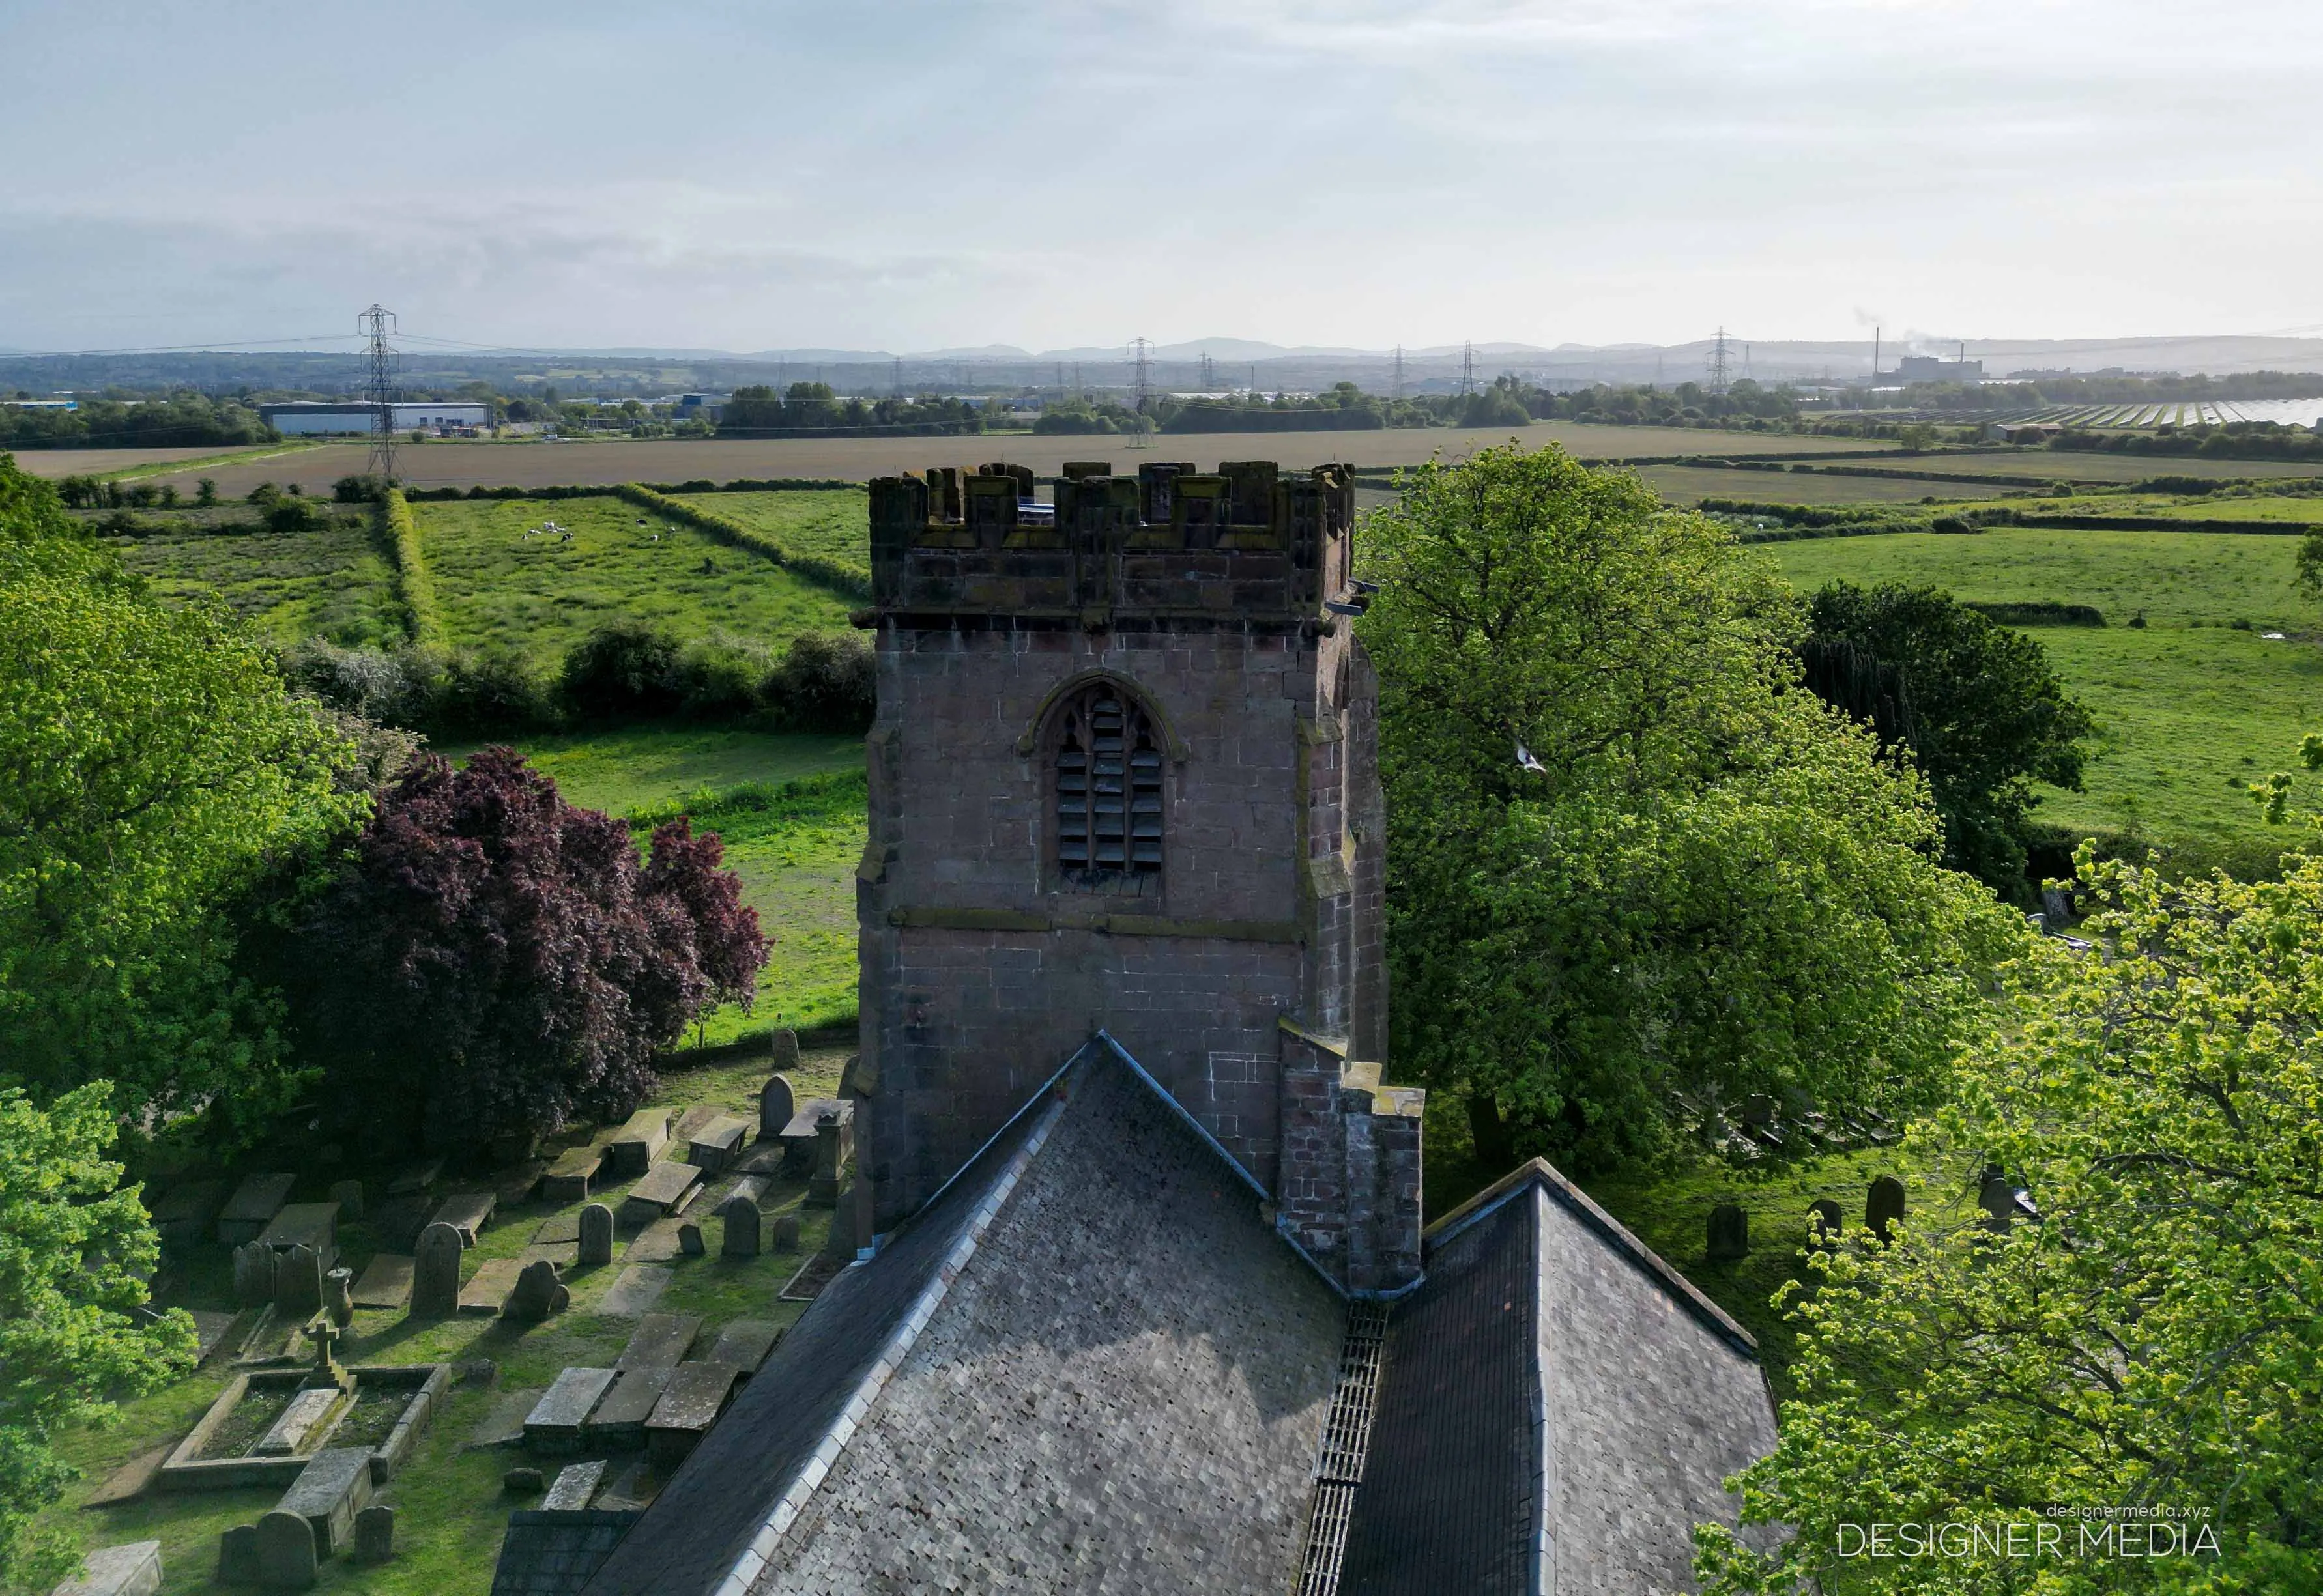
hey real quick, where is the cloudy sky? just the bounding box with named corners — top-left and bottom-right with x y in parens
top-left (4, 0), bottom-right (2316, 354)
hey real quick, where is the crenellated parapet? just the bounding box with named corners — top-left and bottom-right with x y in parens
top-left (867, 459), bottom-right (1357, 628)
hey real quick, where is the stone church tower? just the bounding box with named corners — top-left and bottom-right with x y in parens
top-left (852, 459), bottom-right (1417, 1290)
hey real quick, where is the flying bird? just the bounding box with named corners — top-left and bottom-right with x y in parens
top-left (1516, 741), bottom-right (1546, 775)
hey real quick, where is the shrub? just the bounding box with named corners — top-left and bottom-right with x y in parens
top-left (762, 631), bottom-right (875, 731)
top-left (332, 474), bottom-right (390, 504)
top-left (434, 647), bottom-right (554, 735)
top-left (263, 497), bottom-right (332, 534)
top-left (281, 638), bottom-right (425, 724)
top-left (561, 621), bottom-right (683, 722)
top-left (674, 634), bottom-right (771, 720)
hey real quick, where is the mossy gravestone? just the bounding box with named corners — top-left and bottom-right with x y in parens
top-left (1866, 1175), bottom-right (1906, 1243)
top-left (411, 1222), bottom-right (463, 1318)
top-left (353, 1505), bottom-right (394, 1565)
top-left (579, 1203), bottom-right (614, 1267)
top-left (255, 1511), bottom-right (316, 1591)
top-left (1807, 1198), bottom-right (1845, 1251)
top-left (1706, 1201), bottom-right (1748, 1261)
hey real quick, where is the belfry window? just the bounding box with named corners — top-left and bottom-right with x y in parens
top-left (1052, 685), bottom-right (1163, 890)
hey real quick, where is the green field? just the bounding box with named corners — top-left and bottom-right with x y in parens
top-left (669, 490), bottom-right (867, 565)
top-left (1766, 526), bottom-right (2323, 869)
top-left (1639, 464), bottom-right (1985, 506)
top-left (105, 517), bottom-right (404, 648)
top-left (1866, 451), bottom-right (2323, 485)
top-left (412, 495), bottom-right (853, 667)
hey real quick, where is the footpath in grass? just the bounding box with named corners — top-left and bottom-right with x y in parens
top-left (411, 495), bottom-right (853, 668)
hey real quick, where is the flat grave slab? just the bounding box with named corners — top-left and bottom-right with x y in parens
top-left (465, 1388), bottom-right (543, 1451)
top-left (524, 1367), bottom-right (616, 1454)
top-left (496, 1159), bottom-right (549, 1204)
top-left (519, 1242), bottom-right (579, 1271)
top-left (533, 1211), bottom-right (583, 1245)
top-left (623, 1218), bottom-right (684, 1263)
top-left (670, 1105), bottom-right (721, 1145)
top-left (583, 1365), bottom-right (672, 1450)
top-left (386, 1157), bottom-right (442, 1196)
top-left (53, 1539), bottom-right (161, 1596)
top-left (216, 1173), bottom-right (297, 1246)
top-left (618, 1162), bottom-right (702, 1225)
top-left (151, 1180), bottom-right (227, 1252)
top-left (685, 1117), bottom-right (750, 1171)
top-left (730, 1139), bottom-right (785, 1177)
top-left (188, 1309), bottom-right (238, 1363)
top-left (81, 1445), bottom-right (172, 1509)
top-left (351, 1253), bottom-right (412, 1310)
top-left (704, 1320), bottom-right (782, 1374)
top-left (457, 1257), bottom-right (525, 1317)
top-left (543, 1459), bottom-right (607, 1511)
top-left (430, 1191), bottom-right (497, 1246)
top-left (278, 1446), bottom-right (374, 1556)
top-left (599, 1264), bottom-right (670, 1318)
top-left (255, 1201), bottom-right (340, 1262)
top-left (777, 1098), bottom-right (851, 1142)
top-left (253, 1388), bottom-right (345, 1457)
top-left (616, 1313), bottom-right (702, 1369)
top-left (541, 1145), bottom-right (603, 1203)
top-left (370, 1194), bottom-right (432, 1252)
top-left (646, 1363), bottom-right (741, 1467)
top-left (605, 1109), bottom-right (672, 1178)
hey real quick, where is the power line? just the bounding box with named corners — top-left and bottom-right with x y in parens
top-left (360, 305), bottom-right (399, 483)
top-left (0, 333), bottom-right (362, 360)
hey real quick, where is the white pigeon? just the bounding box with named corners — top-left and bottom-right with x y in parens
top-left (1516, 740), bottom-right (1547, 775)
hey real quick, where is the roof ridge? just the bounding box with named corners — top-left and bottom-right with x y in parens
top-left (1430, 1158), bottom-right (1758, 1359)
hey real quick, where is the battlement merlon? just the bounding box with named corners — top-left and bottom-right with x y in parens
top-left (863, 459), bottom-right (1358, 628)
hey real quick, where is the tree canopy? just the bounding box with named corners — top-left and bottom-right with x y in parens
top-left (1359, 444), bottom-right (2017, 1172)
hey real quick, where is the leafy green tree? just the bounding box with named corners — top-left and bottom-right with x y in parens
top-left (0, 1083), bottom-right (195, 1589)
top-left (0, 455), bottom-right (362, 1119)
top-left (1804, 582), bottom-right (2093, 894)
top-left (1699, 834), bottom-right (2323, 1594)
top-left (1359, 446), bottom-right (2015, 1172)
top-left (2294, 525), bottom-right (2323, 603)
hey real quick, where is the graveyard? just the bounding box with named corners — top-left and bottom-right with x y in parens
top-left (49, 1036), bottom-right (856, 1596)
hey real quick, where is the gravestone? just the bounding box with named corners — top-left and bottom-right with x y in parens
top-left (578, 1204), bottom-right (614, 1266)
top-left (524, 1367), bottom-right (616, 1454)
top-left (497, 1158), bottom-right (549, 1205)
top-left (51, 1540), bottom-right (161, 1596)
top-left (370, 1194), bottom-right (432, 1252)
top-left (687, 1116), bottom-right (750, 1173)
top-left (542, 1145), bottom-right (603, 1204)
top-left (519, 1241), bottom-right (578, 1271)
top-left (233, 1243), bottom-right (279, 1308)
top-left (2042, 883), bottom-right (2073, 924)
top-left (543, 1459), bottom-right (607, 1511)
top-left (626, 1218), bottom-right (684, 1262)
top-left (279, 1447), bottom-right (373, 1558)
top-left (646, 1362), bottom-right (740, 1467)
top-left (1866, 1175), bottom-right (1907, 1243)
top-left (779, 1098), bottom-right (850, 1177)
top-left (429, 1191), bottom-right (495, 1246)
top-left (807, 1111), bottom-right (846, 1206)
top-left (1808, 1198), bottom-right (1845, 1249)
top-left (594, 1457), bottom-right (655, 1513)
top-left (386, 1157), bottom-right (442, 1196)
top-left (534, 1211), bottom-right (583, 1245)
top-left (218, 1173), bottom-right (296, 1246)
top-left (758, 1073), bottom-right (796, 1142)
top-left (302, 1317), bottom-right (352, 1395)
top-left (504, 1259), bottom-right (569, 1322)
top-left (457, 1257), bottom-right (524, 1317)
top-left (678, 1221), bottom-right (704, 1257)
top-left (410, 1223), bottom-right (463, 1318)
top-left (605, 1108), bottom-right (672, 1178)
top-left (769, 1212), bottom-right (801, 1252)
top-left (719, 1199), bottom-right (760, 1259)
top-left (351, 1253), bottom-right (412, 1311)
top-left (272, 1244), bottom-right (323, 1316)
top-left (1979, 1167), bottom-right (2026, 1232)
top-left (255, 1509), bottom-right (317, 1591)
top-left (704, 1320), bottom-right (781, 1374)
top-left (323, 1268), bottom-right (354, 1329)
top-left (584, 1365), bottom-right (673, 1451)
top-left (253, 1388), bottom-right (343, 1457)
top-left (502, 1466), bottom-right (544, 1494)
top-left (670, 1105), bottom-right (721, 1145)
top-left (326, 1180), bottom-right (365, 1223)
top-left (217, 1525), bottom-right (259, 1586)
top-left (599, 1264), bottom-right (671, 1317)
top-left (619, 1161), bottom-right (702, 1225)
top-left (256, 1203), bottom-right (339, 1266)
top-left (769, 1027), bottom-right (801, 1072)
top-left (353, 1505), bottom-right (394, 1565)
top-left (616, 1313), bottom-right (702, 1369)
top-left (1707, 1201), bottom-right (1749, 1261)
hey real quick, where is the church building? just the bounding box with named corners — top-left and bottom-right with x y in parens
top-left (530, 459), bottom-right (1776, 1595)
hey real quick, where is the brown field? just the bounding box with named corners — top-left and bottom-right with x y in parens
top-left (31, 424), bottom-right (1898, 500)
top-left (6, 443), bottom-right (312, 477)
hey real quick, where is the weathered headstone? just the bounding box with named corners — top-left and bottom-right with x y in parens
top-left (255, 1509), bottom-right (317, 1591)
top-left (618, 1161), bottom-right (702, 1225)
top-left (504, 1259), bottom-right (569, 1322)
top-left (457, 1257), bottom-right (524, 1317)
top-left (768, 1027), bottom-right (801, 1072)
top-left (583, 1365), bottom-right (673, 1451)
top-left (541, 1145), bottom-right (603, 1204)
top-left (502, 1466), bottom-right (544, 1494)
top-left (1979, 1166), bottom-right (2028, 1231)
top-left (671, 1105), bottom-right (721, 1145)
top-left (280, 1447), bottom-right (373, 1558)
top-left (323, 1268), bottom-right (354, 1329)
top-left (233, 1243), bottom-right (279, 1308)
top-left (253, 1388), bottom-right (344, 1457)
top-left (351, 1253), bottom-right (412, 1311)
top-left (523, 1367), bottom-right (616, 1454)
top-left (409, 1223), bottom-right (463, 1318)
top-left (807, 1111), bottom-right (846, 1206)
top-left (1866, 1175), bottom-right (1907, 1243)
top-left (217, 1524), bottom-right (259, 1586)
top-left (646, 1362), bottom-right (740, 1467)
top-left (51, 1540), bottom-right (161, 1596)
top-left (217, 1173), bottom-right (296, 1246)
top-left (768, 1212), bottom-right (801, 1252)
top-left (1807, 1198), bottom-right (1845, 1249)
top-left (1707, 1201), bottom-right (1749, 1261)
top-left (718, 1199), bottom-right (760, 1259)
top-left (2042, 883), bottom-right (2073, 924)
top-left (429, 1191), bottom-right (495, 1246)
top-left (758, 1072), bottom-right (796, 1141)
top-left (678, 1221), bottom-right (704, 1257)
top-left (616, 1313), bottom-right (703, 1369)
top-left (302, 1317), bottom-right (352, 1394)
top-left (326, 1180), bottom-right (365, 1223)
top-left (272, 1244), bottom-right (323, 1316)
top-left (543, 1459), bottom-right (607, 1511)
top-left (704, 1319), bottom-right (781, 1374)
top-left (578, 1203), bottom-right (614, 1266)
top-left (605, 1107), bottom-right (672, 1178)
top-left (353, 1505), bottom-right (394, 1565)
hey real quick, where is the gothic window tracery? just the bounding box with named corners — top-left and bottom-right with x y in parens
top-left (1051, 683), bottom-right (1163, 891)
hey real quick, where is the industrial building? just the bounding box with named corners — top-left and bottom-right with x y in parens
top-left (257, 401), bottom-right (489, 436)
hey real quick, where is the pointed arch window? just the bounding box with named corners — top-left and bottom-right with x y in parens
top-left (1051, 683), bottom-right (1164, 891)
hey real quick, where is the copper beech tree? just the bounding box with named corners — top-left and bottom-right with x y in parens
top-left (285, 747), bottom-right (766, 1154)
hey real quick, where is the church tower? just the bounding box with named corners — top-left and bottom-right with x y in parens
top-left (852, 459), bottom-right (1416, 1290)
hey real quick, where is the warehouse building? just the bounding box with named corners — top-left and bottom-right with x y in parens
top-left (257, 401), bottom-right (489, 436)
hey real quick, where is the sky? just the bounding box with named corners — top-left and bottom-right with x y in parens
top-left (4, 0), bottom-right (2318, 355)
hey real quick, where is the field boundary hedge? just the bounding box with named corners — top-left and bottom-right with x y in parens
top-left (378, 489), bottom-right (443, 647)
top-left (613, 482), bottom-right (871, 600)
top-left (399, 477), bottom-right (861, 502)
top-left (1963, 600), bottom-right (2106, 627)
top-left (2013, 513), bottom-right (2307, 535)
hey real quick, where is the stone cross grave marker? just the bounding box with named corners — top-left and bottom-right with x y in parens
top-left (578, 1203), bottom-right (614, 1266)
top-left (1866, 1175), bottom-right (1906, 1243)
top-left (410, 1222), bottom-right (464, 1318)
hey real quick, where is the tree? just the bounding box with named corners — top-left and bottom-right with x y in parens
top-left (0, 455), bottom-right (362, 1120)
top-left (0, 1083), bottom-right (195, 1590)
top-left (1804, 582), bottom-right (2093, 894)
top-left (1699, 834), bottom-right (2323, 1595)
top-left (561, 620), bottom-right (682, 721)
top-left (1359, 445), bottom-right (2015, 1172)
top-left (281, 748), bottom-right (766, 1154)
top-left (2295, 524), bottom-right (2323, 603)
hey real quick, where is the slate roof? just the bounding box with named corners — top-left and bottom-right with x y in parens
top-left (491, 1511), bottom-right (644, 1596)
top-left (583, 1037), bottom-right (1346, 1596)
top-left (1338, 1159), bottom-right (1780, 1596)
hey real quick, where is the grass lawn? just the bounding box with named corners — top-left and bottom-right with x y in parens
top-left (1765, 526), bottom-right (2323, 870)
top-left (103, 517), bottom-right (405, 649)
top-left (442, 725), bottom-right (863, 818)
top-left (411, 495), bottom-right (853, 668)
top-left (669, 490), bottom-right (867, 565)
top-left (53, 1047), bottom-right (854, 1596)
